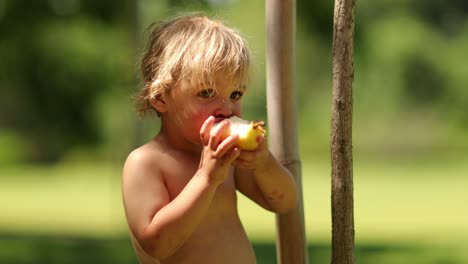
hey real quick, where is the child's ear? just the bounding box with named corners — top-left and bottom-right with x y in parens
top-left (149, 95), bottom-right (168, 113)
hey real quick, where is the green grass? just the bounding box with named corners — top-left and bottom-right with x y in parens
top-left (0, 234), bottom-right (466, 264)
top-left (1, 154), bottom-right (468, 263)
top-left (239, 155), bottom-right (468, 245)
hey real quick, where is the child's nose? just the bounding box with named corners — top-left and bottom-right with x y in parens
top-left (214, 100), bottom-right (234, 117)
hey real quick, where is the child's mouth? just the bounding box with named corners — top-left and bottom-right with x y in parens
top-left (214, 115), bottom-right (233, 123)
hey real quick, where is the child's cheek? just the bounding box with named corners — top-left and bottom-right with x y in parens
top-left (182, 103), bottom-right (208, 124)
top-left (192, 114), bottom-right (213, 136)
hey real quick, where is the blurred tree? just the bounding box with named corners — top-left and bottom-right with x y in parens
top-left (168, 0), bottom-right (209, 9)
top-left (296, 0), bottom-right (364, 47)
top-left (297, 0), bottom-right (334, 41)
top-left (1, 0), bottom-right (467, 163)
top-left (0, 0), bottom-right (131, 162)
top-left (402, 54), bottom-right (446, 107)
top-left (409, 0), bottom-right (468, 36)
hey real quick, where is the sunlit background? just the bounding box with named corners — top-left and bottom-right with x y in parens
top-left (1, 0), bottom-right (468, 263)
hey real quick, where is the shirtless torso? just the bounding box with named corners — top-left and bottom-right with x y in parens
top-left (123, 139), bottom-right (257, 264)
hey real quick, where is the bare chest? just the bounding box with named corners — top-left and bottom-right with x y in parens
top-left (160, 155), bottom-right (238, 213)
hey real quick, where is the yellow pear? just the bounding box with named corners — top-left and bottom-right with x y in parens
top-left (214, 116), bottom-right (266, 150)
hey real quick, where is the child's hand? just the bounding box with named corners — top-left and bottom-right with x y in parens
top-left (197, 116), bottom-right (240, 185)
top-left (232, 134), bottom-right (271, 171)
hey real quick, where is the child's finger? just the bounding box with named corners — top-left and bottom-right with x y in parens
top-left (223, 147), bottom-right (241, 164)
top-left (200, 116), bottom-right (215, 145)
top-left (257, 135), bottom-right (266, 144)
top-left (231, 158), bottom-right (252, 169)
top-left (236, 149), bottom-right (256, 161)
top-left (209, 120), bottom-right (229, 150)
top-left (214, 134), bottom-right (238, 158)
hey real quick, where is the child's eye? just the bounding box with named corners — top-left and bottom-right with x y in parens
top-left (230, 91), bottom-right (243, 100)
top-left (199, 89), bottom-right (216, 98)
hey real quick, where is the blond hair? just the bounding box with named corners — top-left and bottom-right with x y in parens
top-left (137, 14), bottom-right (251, 116)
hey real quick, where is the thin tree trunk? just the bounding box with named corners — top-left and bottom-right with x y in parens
top-left (331, 0), bottom-right (356, 263)
top-left (266, 0), bottom-right (308, 263)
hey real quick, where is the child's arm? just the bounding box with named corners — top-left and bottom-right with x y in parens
top-left (122, 153), bottom-right (220, 260)
top-left (122, 117), bottom-right (239, 260)
top-left (123, 119), bottom-right (239, 259)
top-left (234, 138), bottom-right (298, 214)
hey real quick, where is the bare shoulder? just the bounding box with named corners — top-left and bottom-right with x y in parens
top-left (122, 140), bottom-right (170, 238)
top-left (122, 141), bottom-right (165, 193)
top-left (123, 141), bottom-right (163, 177)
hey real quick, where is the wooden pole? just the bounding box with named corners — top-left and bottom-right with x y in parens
top-left (266, 1), bottom-right (308, 263)
top-left (331, 0), bottom-right (356, 263)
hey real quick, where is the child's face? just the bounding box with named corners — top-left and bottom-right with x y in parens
top-left (162, 74), bottom-right (246, 147)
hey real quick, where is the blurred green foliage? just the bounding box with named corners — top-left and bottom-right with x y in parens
top-left (0, 0), bottom-right (467, 163)
top-left (0, 0), bottom-right (134, 163)
top-left (1, 2), bottom-right (467, 263)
